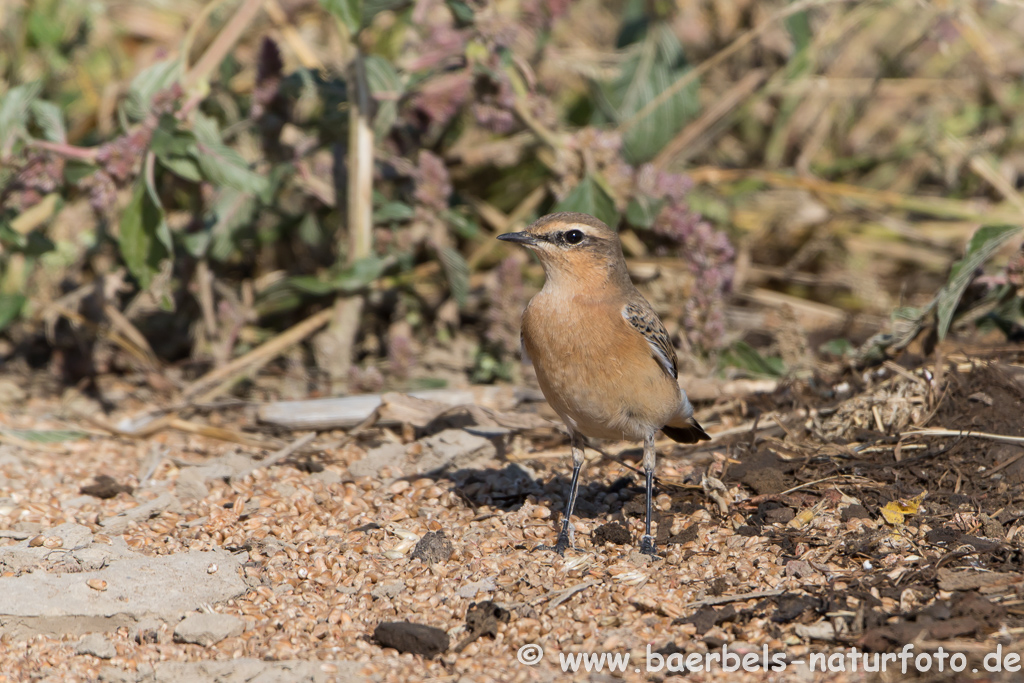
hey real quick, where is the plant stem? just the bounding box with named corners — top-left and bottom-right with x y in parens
top-left (24, 139), bottom-right (99, 162)
top-left (183, 0), bottom-right (264, 92)
top-left (346, 53), bottom-right (374, 264)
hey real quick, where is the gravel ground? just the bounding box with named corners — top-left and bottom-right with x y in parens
top-left (1, 354), bottom-right (1023, 682)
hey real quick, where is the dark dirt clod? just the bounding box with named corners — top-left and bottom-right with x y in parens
top-left (621, 495), bottom-right (645, 518)
top-left (741, 467), bottom-right (788, 495)
top-left (840, 504), bottom-right (871, 521)
top-left (411, 530), bottom-right (454, 564)
top-left (764, 507), bottom-right (795, 524)
top-left (591, 521), bottom-right (631, 546)
top-left (465, 601), bottom-right (509, 637)
top-left (79, 475), bottom-right (132, 499)
top-left (667, 523), bottom-right (700, 545)
top-left (680, 605), bottom-right (737, 635)
top-left (373, 621), bottom-right (449, 657)
top-left (453, 601), bottom-right (510, 653)
top-left (771, 595), bottom-right (821, 623)
top-left (860, 592), bottom-right (1006, 650)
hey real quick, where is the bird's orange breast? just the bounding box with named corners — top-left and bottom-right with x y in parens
top-left (521, 290), bottom-right (681, 442)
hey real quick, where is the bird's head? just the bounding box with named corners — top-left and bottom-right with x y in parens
top-left (497, 212), bottom-right (627, 288)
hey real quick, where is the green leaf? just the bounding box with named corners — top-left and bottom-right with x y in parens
top-left (21, 231), bottom-right (56, 258)
top-left (298, 213), bottom-right (323, 247)
top-left (365, 55), bottom-right (403, 139)
top-left (374, 200), bottom-right (414, 223)
top-left (123, 58), bottom-right (181, 121)
top-left (0, 221), bottom-right (26, 249)
top-left (64, 160), bottom-right (97, 184)
top-left (443, 209), bottom-right (480, 239)
top-left (625, 195), bottom-right (665, 228)
top-left (27, 7), bottom-right (65, 48)
top-left (29, 100), bottom-right (66, 142)
top-left (438, 246), bottom-right (469, 307)
top-left (445, 0), bottom-right (474, 23)
top-left (158, 154), bottom-right (203, 183)
top-left (720, 341), bottom-right (785, 378)
top-left (936, 225), bottom-right (1022, 340)
top-left (151, 114), bottom-right (196, 156)
top-left (819, 338), bottom-right (855, 358)
top-left (784, 4), bottom-right (812, 52)
top-left (555, 175), bottom-right (620, 228)
top-left (319, 0), bottom-right (362, 35)
top-left (0, 294), bottom-right (26, 331)
top-left (0, 81), bottom-right (42, 152)
top-left (207, 188), bottom-right (257, 262)
top-left (596, 22), bottom-right (698, 163)
top-left (192, 113), bottom-right (267, 194)
top-left (119, 182), bottom-right (170, 289)
top-left (152, 115), bottom-right (202, 182)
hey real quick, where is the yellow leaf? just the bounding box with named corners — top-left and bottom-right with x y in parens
top-left (880, 491), bottom-right (927, 526)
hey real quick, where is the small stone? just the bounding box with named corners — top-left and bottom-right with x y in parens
top-left (371, 581), bottom-right (405, 599)
top-left (174, 467), bottom-right (211, 501)
top-left (99, 491), bottom-right (182, 534)
top-left (309, 469), bottom-right (342, 486)
top-left (457, 577), bottom-right (497, 600)
top-left (373, 621), bottom-right (449, 657)
top-left (87, 578), bottom-right (108, 591)
top-left (348, 442), bottom-right (407, 479)
top-left (417, 429), bottom-right (497, 474)
top-left (76, 633), bottom-right (116, 659)
top-left (80, 475), bottom-right (133, 499)
top-left (410, 530), bottom-right (453, 564)
top-left (48, 523), bottom-right (95, 550)
top-left (173, 612), bottom-right (245, 646)
top-left (60, 495), bottom-right (96, 509)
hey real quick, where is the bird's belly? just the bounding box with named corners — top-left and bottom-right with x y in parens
top-left (529, 337), bottom-right (680, 442)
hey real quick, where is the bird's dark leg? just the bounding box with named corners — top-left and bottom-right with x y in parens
top-left (553, 432), bottom-right (585, 554)
top-left (639, 432), bottom-right (658, 556)
top-left (531, 432), bottom-right (587, 555)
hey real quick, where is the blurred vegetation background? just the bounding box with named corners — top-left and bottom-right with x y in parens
top-left (1, 0), bottom-right (1023, 402)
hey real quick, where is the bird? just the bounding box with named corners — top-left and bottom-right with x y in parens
top-left (497, 211), bottom-right (710, 556)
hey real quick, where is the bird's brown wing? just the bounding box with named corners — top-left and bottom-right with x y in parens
top-left (622, 300), bottom-right (678, 380)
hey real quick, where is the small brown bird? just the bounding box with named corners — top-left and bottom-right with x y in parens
top-left (498, 212), bottom-right (710, 555)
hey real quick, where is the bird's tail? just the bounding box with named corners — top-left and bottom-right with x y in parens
top-left (662, 416), bottom-right (710, 443)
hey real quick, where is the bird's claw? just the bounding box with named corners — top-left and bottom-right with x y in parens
top-left (533, 530), bottom-right (573, 555)
top-left (639, 534), bottom-right (658, 557)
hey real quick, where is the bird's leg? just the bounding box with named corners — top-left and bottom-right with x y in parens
top-left (639, 432), bottom-right (658, 556)
top-left (552, 432), bottom-right (585, 555)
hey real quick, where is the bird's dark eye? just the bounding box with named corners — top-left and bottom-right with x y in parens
top-left (564, 229), bottom-right (585, 245)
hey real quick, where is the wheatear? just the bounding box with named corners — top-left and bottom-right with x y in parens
top-left (498, 212), bottom-right (710, 556)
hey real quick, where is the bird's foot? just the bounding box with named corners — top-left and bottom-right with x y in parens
top-left (534, 530), bottom-right (573, 556)
top-left (639, 534), bottom-right (658, 557)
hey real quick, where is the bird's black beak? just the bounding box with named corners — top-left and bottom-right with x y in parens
top-left (497, 231), bottom-right (538, 246)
